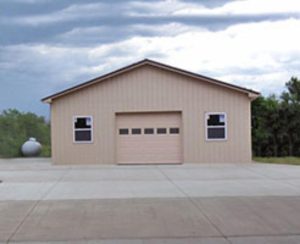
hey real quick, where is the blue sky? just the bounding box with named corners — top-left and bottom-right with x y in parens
top-left (1, 0), bottom-right (300, 118)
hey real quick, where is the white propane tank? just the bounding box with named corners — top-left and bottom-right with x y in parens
top-left (21, 137), bottom-right (42, 157)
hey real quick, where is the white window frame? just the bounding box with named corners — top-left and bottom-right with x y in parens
top-left (205, 112), bottom-right (227, 141)
top-left (73, 115), bottom-right (93, 144)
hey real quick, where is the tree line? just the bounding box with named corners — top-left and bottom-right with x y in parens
top-left (0, 77), bottom-right (300, 158)
top-left (0, 109), bottom-right (50, 157)
top-left (252, 77), bottom-right (300, 157)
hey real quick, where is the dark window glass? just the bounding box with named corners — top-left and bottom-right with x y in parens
top-left (132, 128), bottom-right (141, 134)
top-left (75, 117), bottom-right (92, 129)
top-left (157, 128), bottom-right (167, 134)
top-left (75, 130), bottom-right (92, 141)
top-left (207, 128), bottom-right (225, 139)
top-left (170, 128), bottom-right (180, 134)
top-left (207, 114), bottom-right (225, 126)
top-left (119, 128), bottom-right (129, 135)
top-left (144, 128), bottom-right (154, 134)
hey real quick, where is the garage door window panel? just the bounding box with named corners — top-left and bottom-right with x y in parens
top-left (144, 128), bottom-right (154, 134)
top-left (206, 113), bottom-right (227, 141)
top-left (157, 128), bottom-right (167, 134)
top-left (132, 128), bottom-right (142, 135)
top-left (170, 128), bottom-right (180, 134)
top-left (119, 128), bottom-right (129, 135)
top-left (73, 116), bottom-right (93, 143)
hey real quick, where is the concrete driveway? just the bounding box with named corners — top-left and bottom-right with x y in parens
top-left (1, 158), bottom-right (300, 243)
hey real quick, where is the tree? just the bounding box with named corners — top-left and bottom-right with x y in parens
top-left (252, 95), bottom-right (281, 156)
top-left (252, 96), bottom-right (269, 156)
top-left (280, 77), bottom-right (300, 156)
top-left (252, 76), bottom-right (300, 157)
top-left (284, 77), bottom-right (300, 103)
top-left (0, 109), bottom-right (50, 157)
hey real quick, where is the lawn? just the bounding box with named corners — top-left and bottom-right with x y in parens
top-left (253, 157), bottom-right (300, 165)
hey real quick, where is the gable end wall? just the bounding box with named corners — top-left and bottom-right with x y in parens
top-left (51, 65), bottom-right (252, 164)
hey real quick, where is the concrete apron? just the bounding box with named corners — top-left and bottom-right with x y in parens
top-left (1, 159), bottom-right (300, 243)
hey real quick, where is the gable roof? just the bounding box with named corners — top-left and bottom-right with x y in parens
top-left (42, 59), bottom-right (260, 103)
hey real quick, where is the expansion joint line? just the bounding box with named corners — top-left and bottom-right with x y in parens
top-left (156, 166), bottom-right (233, 244)
top-left (6, 168), bottom-right (71, 244)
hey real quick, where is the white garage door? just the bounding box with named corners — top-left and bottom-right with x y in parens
top-left (116, 112), bottom-right (182, 164)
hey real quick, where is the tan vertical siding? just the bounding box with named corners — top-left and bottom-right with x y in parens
top-left (51, 65), bottom-right (252, 164)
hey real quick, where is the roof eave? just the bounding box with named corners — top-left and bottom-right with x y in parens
top-left (42, 98), bottom-right (52, 104)
top-left (248, 92), bottom-right (260, 101)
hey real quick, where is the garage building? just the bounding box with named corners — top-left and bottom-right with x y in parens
top-left (42, 59), bottom-right (259, 165)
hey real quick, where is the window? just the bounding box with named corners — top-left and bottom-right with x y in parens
top-left (205, 113), bottom-right (227, 140)
top-left (119, 128), bottom-right (129, 135)
top-left (170, 128), bottom-right (180, 134)
top-left (157, 128), bottom-right (167, 134)
top-left (73, 116), bottom-right (93, 143)
top-left (144, 128), bottom-right (154, 134)
top-left (132, 128), bottom-right (141, 135)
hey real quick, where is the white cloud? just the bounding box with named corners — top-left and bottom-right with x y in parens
top-left (219, 72), bottom-right (291, 95)
top-left (127, 0), bottom-right (202, 16)
top-left (132, 22), bottom-right (204, 35)
top-left (2, 18), bottom-right (300, 96)
top-left (6, 0), bottom-right (300, 27)
top-left (219, 0), bottom-right (300, 15)
top-left (57, 23), bottom-right (202, 44)
top-left (127, 0), bottom-right (300, 17)
top-left (9, 3), bottom-right (107, 26)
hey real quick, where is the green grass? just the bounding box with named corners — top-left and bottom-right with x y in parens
top-left (253, 157), bottom-right (300, 165)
